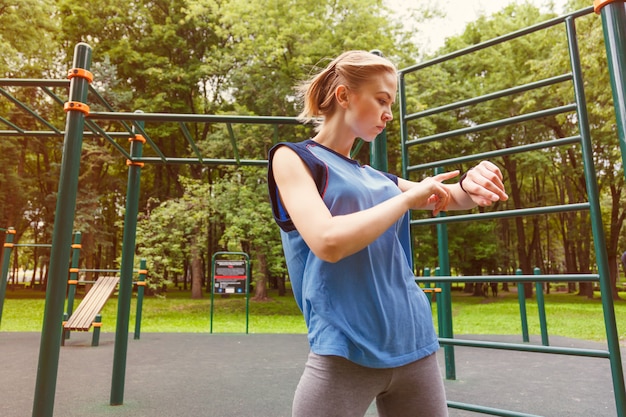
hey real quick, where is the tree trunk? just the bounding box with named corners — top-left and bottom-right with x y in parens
top-left (190, 234), bottom-right (203, 299)
top-left (190, 256), bottom-right (203, 299)
top-left (253, 249), bottom-right (268, 300)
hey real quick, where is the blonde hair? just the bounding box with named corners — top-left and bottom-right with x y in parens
top-left (297, 51), bottom-right (397, 129)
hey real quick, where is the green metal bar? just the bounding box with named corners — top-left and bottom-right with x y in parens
top-left (417, 273), bottom-right (599, 283)
top-left (179, 122), bottom-right (203, 163)
top-left (398, 73), bottom-right (409, 179)
top-left (369, 129), bottom-right (387, 171)
top-left (0, 227), bottom-right (16, 325)
top-left (32, 42), bottom-right (92, 417)
top-left (599, 0), bottom-right (626, 182)
top-left (128, 119), bottom-right (167, 163)
top-left (245, 255), bottom-right (250, 335)
top-left (91, 315), bottom-right (102, 347)
top-left (566, 15), bottom-right (626, 416)
top-left (83, 119), bottom-right (133, 160)
top-left (133, 157), bottom-right (267, 166)
top-left (210, 255), bottom-right (215, 334)
top-left (89, 111), bottom-right (301, 125)
top-left (369, 50), bottom-right (388, 172)
top-left (86, 86), bottom-right (136, 135)
top-left (12, 243), bottom-right (52, 248)
top-left (0, 130), bottom-right (130, 138)
top-left (405, 104), bottom-right (576, 147)
top-left (405, 74), bottom-right (573, 121)
top-left (350, 139), bottom-right (364, 159)
top-left (516, 269), bottom-right (530, 343)
top-left (534, 267), bottom-right (549, 346)
top-left (447, 400), bottom-right (543, 417)
top-left (110, 113), bottom-right (145, 405)
top-left (435, 168), bottom-right (455, 380)
top-left (399, 7), bottom-right (594, 75)
top-left (407, 136), bottom-right (581, 172)
top-left (439, 338), bottom-right (610, 358)
top-left (0, 115), bottom-right (24, 132)
top-left (434, 267), bottom-right (444, 337)
top-left (40, 86), bottom-right (67, 107)
top-left (226, 123), bottom-right (241, 164)
top-left (0, 87), bottom-right (63, 134)
top-left (421, 267), bottom-right (432, 305)
top-left (0, 78), bottom-right (69, 87)
top-left (134, 259), bottom-right (146, 340)
top-left (410, 202), bottom-right (590, 226)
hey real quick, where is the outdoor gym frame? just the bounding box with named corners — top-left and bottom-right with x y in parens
top-left (1, 2), bottom-right (626, 417)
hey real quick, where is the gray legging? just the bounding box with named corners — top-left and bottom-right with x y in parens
top-left (292, 351), bottom-right (448, 417)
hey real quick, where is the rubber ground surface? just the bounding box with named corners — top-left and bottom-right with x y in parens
top-left (1, 332), bottom-right (624, 416)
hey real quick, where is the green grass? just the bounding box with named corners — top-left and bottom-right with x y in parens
top-left (1, 286), bottom-right (625, 344)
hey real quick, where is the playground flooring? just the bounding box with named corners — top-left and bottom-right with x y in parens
top-left (1, 332), bottom-right (624, 417)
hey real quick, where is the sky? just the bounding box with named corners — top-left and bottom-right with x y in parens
top-left (384, 0), bottom-right (569, 53)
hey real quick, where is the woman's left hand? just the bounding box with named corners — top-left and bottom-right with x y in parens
top-left (461, 161), bottom-right (509, 206)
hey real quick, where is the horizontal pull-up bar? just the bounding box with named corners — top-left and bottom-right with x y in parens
top-left (88, 111), bottom-right (302, 125)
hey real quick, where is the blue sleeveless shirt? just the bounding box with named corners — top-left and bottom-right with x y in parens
top-left (268, 140), bottom-right (438, 368)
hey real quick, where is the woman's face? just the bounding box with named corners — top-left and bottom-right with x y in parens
top-left (344, 71), bottom-right (397, 142)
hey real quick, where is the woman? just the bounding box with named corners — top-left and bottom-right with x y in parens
top-left (267, 51), bottom-right (508, 417)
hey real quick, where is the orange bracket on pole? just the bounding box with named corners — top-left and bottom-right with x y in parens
top-left (64, 101), bottom-right (90, 115)
top-left (126, 159), bottom-right (145, 168)
top-left (67, 68), bottom-right (94, 83)
top-left (129, 134), bottom-right (146, 144)
top-left (594, 0), bottom-right (621, 13)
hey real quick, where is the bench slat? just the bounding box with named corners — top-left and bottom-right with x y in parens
top-left (65, 277), bottom-right (119, 331)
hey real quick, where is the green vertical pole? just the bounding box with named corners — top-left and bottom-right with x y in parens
top-left (210, 255), bottom-right (215, 334)
top-left (370, 127), bottom-right (388, 171)
top-left (567, 15), bottom-right (626, 416)
top-left (423, 267), bottom-right (433, 305)
top-left (245, 255), bottom-right (250, 335)
top-left (134, 259), bottom-right (147, 340)
top-left (0, 227), bottom-right (16, 325)
top-left (597, 0), bottom-right (626, 181)
top-left (110, 114), bottom-right (145, 405)
top-left (534, 267), bottom-right (549, 346)
top-left (369, 50), bottom-right (388, 172)
top-left (435, 168), bottom-right (455, 380)
top-left (434, 267), bottom-right (443, 333)
top-left (516, 268), bottom-right (529, 343)
top-left (92, 315), bottom-right (102, 347)
top-left (32, 42), bottom-right (92, 417)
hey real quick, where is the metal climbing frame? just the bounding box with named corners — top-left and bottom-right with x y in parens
top-left (398, 5), bottom-right (625, 417)
top-left (0, 45), bottom-right (308, 417)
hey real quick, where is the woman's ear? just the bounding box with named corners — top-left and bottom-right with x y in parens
top-left (335, 85), bottom-right (349, 109)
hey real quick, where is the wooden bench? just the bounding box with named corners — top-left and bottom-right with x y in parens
top-left (62, 276), bottom-right (119, 346)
